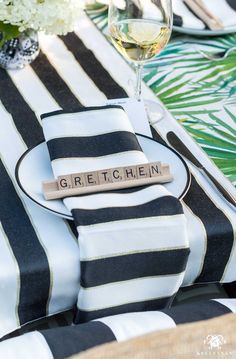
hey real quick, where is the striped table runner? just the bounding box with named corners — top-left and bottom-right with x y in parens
top-left (0, 298), bottom-right (235, 359)
top-left (0, 12), bottom-right (235, 338)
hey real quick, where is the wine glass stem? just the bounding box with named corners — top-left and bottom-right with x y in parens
top-left (135, 63), bottom-right (143, 102)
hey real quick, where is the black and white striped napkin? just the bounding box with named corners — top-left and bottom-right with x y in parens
top-left (0, 298), bottom-right (235, 359)
top-left (173, 0), bottom-right (236, 29)
top-left (41, 106), bottom-right (189, 323)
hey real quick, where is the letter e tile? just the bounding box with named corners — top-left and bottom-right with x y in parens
top-left (85, 171), bottom-right (99, 186)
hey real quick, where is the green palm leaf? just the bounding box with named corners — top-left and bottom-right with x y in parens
top-left (91, 11), bottom-right (236, 185)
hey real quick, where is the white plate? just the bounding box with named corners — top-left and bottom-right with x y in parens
top-left (15, 134), bottom-right (190, 220)
top-left (173, 25), bottom-right (236, 36)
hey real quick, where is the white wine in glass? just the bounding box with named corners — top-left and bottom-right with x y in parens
top-left (109, 0), bottom-right (172, 104)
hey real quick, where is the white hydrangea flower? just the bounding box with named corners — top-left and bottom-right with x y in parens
top-left (0, 0), bottom-right (84, 35)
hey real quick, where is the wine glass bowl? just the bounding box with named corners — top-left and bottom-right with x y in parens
top-left (108, 0), bottom-right (172, 101)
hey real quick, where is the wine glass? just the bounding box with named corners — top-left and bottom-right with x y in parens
top-left (108, 0), bottom-right (172, 121)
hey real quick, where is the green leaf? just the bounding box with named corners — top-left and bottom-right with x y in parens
top-left (213, 159), bottom-right (236, 168)
top-left (0, 22), bottom-right (20, 47)
top-left (186, 127), bottom-right (236, 150)
top-left (158, 80), bottom-right (190, 100)
top-left (224, 107), bottom-right (236, 124)
top-left (201, 125), bottom-right (236, 143)
top-left (172, 110), bottom-right (219, 116)
top-left (210, 124), bottom-right (235, 141)
top-left (196, 138), bottom-right (236, 151)
top-left (198, 68), bottom-right (235, 83)
top-left (163, 93), bottom-right (210, 105)
top-left (202, 148), bottom-right (236, 159)
top-left (209, 113), bottom-right (236, 137)
top-left (185, 114), bottom-right (236, 137)
top-left (92, 11), bottom-right (236, 184)
top-left (143, 71), bottom-right (167, 84)
top-left (221, 167), bottom-right (236, 174)
top-left (151, 73), bottom-right (184, 93)
top-left (166, 98), bottom-right (220, 109)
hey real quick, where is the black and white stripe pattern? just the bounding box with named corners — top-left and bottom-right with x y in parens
top-left (151, 127), bottom-right (236, 286)
top-left (0, 159), bottom-right (50, 325)
top-left (42, 107), bottom-right (189, 323)
top-left (65, 15), bottom-right (236, 288)
top-left (173, 0), bottom-right (236, 29)
top-left (0, 68), bottom-right (81, 338)
top-left (0, 10), bottom-right (235, 339)
top-left (183, 176), bottom-right (234, 283)
top-left (0, 299), bottom-right (235, 359)
top-left (166, 133), bottom-right (235, 283)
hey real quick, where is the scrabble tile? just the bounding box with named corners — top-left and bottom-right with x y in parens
top-left (124, 166), bottom-right (137, 180)
top-left (110, 167), bottom-right (125, 182)
top-left (149, 162), bottom-right (161, 177)
top-left (98, 169), bottom-right (112, 184)
top-left (58, 175), bottom-right (73, 190)
top-left (85, 171), bottom-right (99, 186)
top-left (71, 173), bottom-right (85, 188)
top-left (137, 164), bottom-right (150, 179)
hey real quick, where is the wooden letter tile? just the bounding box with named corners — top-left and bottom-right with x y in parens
top-left (58, 175), bottom-right (73, 190)
top-left (149, 162), bottom-right (161, 177)
top-left (72, 173), bottom-right (85, 188)
top-left (98, 169), bottom-right (112, 184)
top-left (85, 171), bottom-right (99, 186)
top-left (44, 161), bottom-right (174, 201)
top-left (124, 166), bottom-right (137, 180)
top-left (111, 167), bottom-right (124, 182)
top-left (137, 164), bottom-right (150, 179)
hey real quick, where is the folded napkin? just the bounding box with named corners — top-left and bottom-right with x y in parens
top-left (41, 106), bottom-right (189, 323)
top-left (173, 0), bottom-right (236, 29)
top-left (0, 298), bottom-right (235, 359)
